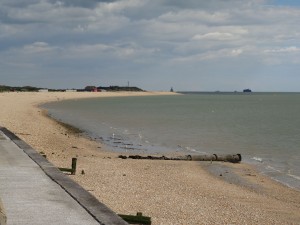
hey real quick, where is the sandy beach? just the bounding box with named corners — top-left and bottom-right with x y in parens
top-left (0, 91), bottom-right (299, 225)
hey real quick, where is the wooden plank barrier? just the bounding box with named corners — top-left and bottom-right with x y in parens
top-left (59, 158), bottom-right (77, 175)
top-left (118, 212), bottom-right (151, 225)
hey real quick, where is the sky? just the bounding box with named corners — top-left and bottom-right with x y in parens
top-left (0, 0), bottom-right (300, 91)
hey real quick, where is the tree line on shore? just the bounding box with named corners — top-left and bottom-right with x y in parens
top-left (0, 85), bottom-right (144, 92)
top-left (0, 85), bottom-right (41, 92)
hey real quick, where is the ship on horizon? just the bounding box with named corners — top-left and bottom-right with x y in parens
top-left (243, 89), bottom-right (252, 93)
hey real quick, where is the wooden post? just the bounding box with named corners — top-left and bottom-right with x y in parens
top-left (71, 158), bottom-right (77, 175)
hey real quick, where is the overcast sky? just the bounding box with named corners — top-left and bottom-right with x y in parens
top-left (1, 0), bottom-right (300, 91)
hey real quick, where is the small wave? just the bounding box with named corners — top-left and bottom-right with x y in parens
top-left (265, 171), bottom-right (300, 190)
top-left (269, 177), bottom-right (297, 190)
top-left (266, 165), bottom-right (282, 173)
top-left (185, 147), bottom-right (197, 152)
top-left (252, 157), bottom-right (263, 162)
top-left (287, 173), bottom-right (300, 181)
top-left (185, 147), bottom-right (208, 154)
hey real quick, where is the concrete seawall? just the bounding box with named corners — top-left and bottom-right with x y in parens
top-left (0, 127), bottom-right (128, 225)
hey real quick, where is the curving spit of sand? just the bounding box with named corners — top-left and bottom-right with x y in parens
top-left (0, 91), bottom-right (299, 225)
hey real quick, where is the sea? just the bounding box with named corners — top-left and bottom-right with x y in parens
top-left (42, 92), bottom-right (300, 190)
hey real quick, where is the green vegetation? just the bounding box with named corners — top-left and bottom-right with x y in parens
top-left (98, 86), bottom-right (144, 92)
top-left (0, 84), bottom-right (144, 92)
top-left (0, 85), bottom-right (40, 92)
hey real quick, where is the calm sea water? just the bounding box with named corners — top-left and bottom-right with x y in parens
top-left (43, 93), bottom-right (300, 190)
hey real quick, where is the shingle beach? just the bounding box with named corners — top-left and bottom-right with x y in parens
top-left (1, 92), bottom-right (299, 225)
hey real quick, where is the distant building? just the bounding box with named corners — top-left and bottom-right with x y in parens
top-left (84, 86), bottom-right (99, 92)
top-left (243, 89), bottom-right (252, 93)
top-left (65, 89), bottom-right (77, 92)
top-left (38, 89), bottom-right (48, 92)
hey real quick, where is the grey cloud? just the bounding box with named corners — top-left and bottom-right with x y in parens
top-left (0, 0), bottom-right (299, 91)
top-left (47, 0), bottom-right (118, 8)
top-left (159, 0), bottom-right (267, 10)
top-left (1, 0), bottom-right (40, 8)
top-left (0, 0), bottom-right (118, 8)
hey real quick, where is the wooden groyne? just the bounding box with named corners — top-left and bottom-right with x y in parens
top-left (119, 154), bottom-right (242, 163)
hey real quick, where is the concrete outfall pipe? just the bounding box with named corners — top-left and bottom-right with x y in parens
top-left (187, 154), bottom-right (241, 163)
top-left (119, 154), bottom-right (242, 163)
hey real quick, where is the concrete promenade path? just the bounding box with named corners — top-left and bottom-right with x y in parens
top-left (0, 127), bottom-right (128, 225)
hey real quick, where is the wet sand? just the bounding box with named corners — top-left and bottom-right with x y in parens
top-left (0, 91), bottom-right (299, 225)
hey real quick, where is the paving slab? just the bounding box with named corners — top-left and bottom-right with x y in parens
top-left (0, 127), bottom-right (128, 225)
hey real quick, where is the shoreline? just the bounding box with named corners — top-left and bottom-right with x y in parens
top-left (43, 93), bottom-right (300, 191)
top-left (1, 92), bottom-right (300, 224)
